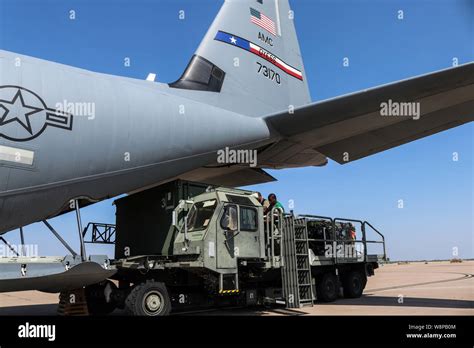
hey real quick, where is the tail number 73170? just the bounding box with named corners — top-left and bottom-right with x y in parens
top-left (256, 62), bottom-right (281, 85)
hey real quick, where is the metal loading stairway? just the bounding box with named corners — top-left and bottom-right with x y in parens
top-left (281, 215), bottom-right (314, 308)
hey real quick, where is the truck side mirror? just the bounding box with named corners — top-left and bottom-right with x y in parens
top-left (172, 199), bottom-right (195, 230)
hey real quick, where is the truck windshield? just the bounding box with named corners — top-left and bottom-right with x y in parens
top-left (185, 199), bottom-right (217, 232)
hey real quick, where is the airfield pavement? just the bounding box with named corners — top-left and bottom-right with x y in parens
top-left (0, 260), bottom-right (472, 316)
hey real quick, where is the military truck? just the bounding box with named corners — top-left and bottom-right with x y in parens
top-left (83, 180), bottom-right (386, 316)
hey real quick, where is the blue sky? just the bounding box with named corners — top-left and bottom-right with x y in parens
top-left (0, 0), bottom-right (472, 260)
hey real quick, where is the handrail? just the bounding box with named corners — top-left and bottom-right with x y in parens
top-left (334, 217), bottom-right (364, 225)
top-left (299, 214), bottom-right (334, 221)
top-left (364, 221), bottom-right (385, 239)
top-left (298, 215), bottom-right (387, 263)
top-left (363, 221), bottom-right (387, 261)
top-left (265, 207), bottom-right (284, 267)
top-left (265, 212), bottom-right (387, 264)
top-left (82, 222), bottom-right (116, 244)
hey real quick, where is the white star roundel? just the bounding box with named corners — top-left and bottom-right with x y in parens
top-left (0, 86), bottom-right (73, 142)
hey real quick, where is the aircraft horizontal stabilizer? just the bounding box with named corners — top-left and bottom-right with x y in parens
top-left (265, 62), bottom-right (474, 164)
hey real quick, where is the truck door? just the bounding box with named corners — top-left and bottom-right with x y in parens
top-left (216, 204), bottom-right (261, 269)
top-left (235, 205), bottom-right (260, 258)
top-left (216, 204), bottom-right (239, 269)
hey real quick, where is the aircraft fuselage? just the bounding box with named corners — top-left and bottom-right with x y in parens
top-left (0, 50), bottom-right (272, 234)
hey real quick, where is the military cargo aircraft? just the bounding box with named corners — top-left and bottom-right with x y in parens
top-left (0, 0), bottom-right (472, 299)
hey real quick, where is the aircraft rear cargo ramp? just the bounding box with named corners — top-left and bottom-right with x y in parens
top-left (0, 256), bottom-right (116, 293)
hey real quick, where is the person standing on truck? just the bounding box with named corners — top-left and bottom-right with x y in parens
top-left (349, 225), bottom-right (356, 241)
top-left (255, 191), bottom-right (270, 210)
top-left (266, 193), bottom-right (285, 214)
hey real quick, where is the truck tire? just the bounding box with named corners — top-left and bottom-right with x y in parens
top-left (85, 280), bottom-right (117, 315)
top-left (125, 280), bottom-right (171, 316)
top-left (342, 270), bottom-right (365, 298)
top-left (316, 272), bottom-right (338, 302)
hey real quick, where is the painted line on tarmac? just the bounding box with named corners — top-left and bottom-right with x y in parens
top-left (366, 273), bottom-right (473, 294)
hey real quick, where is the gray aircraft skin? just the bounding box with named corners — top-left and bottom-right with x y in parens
top-left (0, 0), bottom-right (473, 236)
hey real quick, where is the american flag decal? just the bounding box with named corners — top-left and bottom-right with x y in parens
top-left (250, 7), bottom-right (277, 36)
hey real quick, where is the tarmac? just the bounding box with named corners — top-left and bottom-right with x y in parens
top-left (0, 260), bottom-right (472, 316)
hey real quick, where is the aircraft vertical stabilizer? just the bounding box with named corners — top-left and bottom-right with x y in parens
top-left (170, 0), bottom-right (311, 116)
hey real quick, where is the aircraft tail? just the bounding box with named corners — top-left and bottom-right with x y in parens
top-left (170, 0), bottom-right (311, 116)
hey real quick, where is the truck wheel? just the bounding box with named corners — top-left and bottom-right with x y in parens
top-left (316, 273), bottom-right (338, 302)
top-left (125, 280), bottom-right (171, 316)
top-left (85, 280), bottom-right (117, 315)
top-left (342, 270), bottom-right (365, 298)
